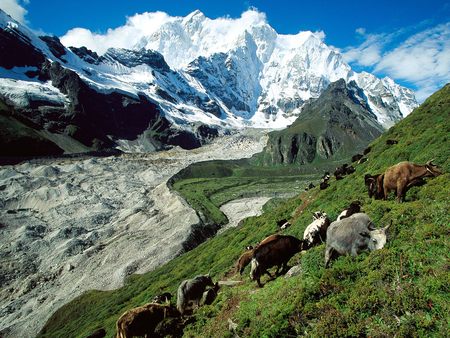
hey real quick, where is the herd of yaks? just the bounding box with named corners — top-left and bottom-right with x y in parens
top-left (104, 144), bottom-right (443, 338)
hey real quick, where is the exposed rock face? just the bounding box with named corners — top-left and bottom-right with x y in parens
top-left (68, 46), bottom-right (100, 64)
top-left (0, 24), bottom-right (45, 69)
top-left (0, 12), bottom-right (216, 155)
top-left (39, 36), bottom-right (67, 62)
top-left (100, 48), bottom-right (171, 73)
top-left (0, 112), bottom-right (64, 158)
top-left (260, 79), bottom-right (384, 165)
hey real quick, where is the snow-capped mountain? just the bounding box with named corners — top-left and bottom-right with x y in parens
top-left (0, 9), bottom-right (417, 154)
top-left (128, 9), bottom-right (417, 128)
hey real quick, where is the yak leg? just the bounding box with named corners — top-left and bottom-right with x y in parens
top-left (278, 261), bottom-right (289, 275)
top-left (325, 246), bottom-right (335, 268)
top-left (256, 277), bottom-right (263, 288)
top-left (396, 179), bottom-right (407, 202)
top-left (351, 244), bottom-right (361, 257)
top-left (275, 265), bottom-right (282, 276)
top-left (275, 265), bottom-right (283, 276)
top-left (383, 185), bottom-right (390, 200)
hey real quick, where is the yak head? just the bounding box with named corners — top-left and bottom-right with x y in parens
top-left (367, 221), bottom-right (392, 251)
top-left (425, 160), bottom-right (443, 177)
top-left (312, 211), bottom-right (327, 220)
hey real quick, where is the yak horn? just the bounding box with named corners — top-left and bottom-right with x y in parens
top-left (426, 159), bottom-right (435, 166)
top-left (384, 220), bottom-right (393, 231)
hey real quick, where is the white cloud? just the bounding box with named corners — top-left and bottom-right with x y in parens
top-left (374, 23), bottom-right (450, 101)
top-left (0, 0), bottom-right (28, 24)
top-left (343, 23), bottom-right (450, 101)
top-left (61, 11), bottom-right (176, 55)
top-left (343, 33), bottom-right (389, 66)
top-left (355, 27), bottom-right (366, 35)
top-left (60, 9), bottom-right (268, 56)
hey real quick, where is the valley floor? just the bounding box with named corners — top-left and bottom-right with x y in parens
top-left (0, 129), bottom-right (268, 337)
top-left (219, 197), bottom-right (272, 233)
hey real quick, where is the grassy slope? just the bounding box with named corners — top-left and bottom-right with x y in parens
top-left (39, 85), bottom-right (449, 337)
top-left (170, 159), bottom-right (321, 225)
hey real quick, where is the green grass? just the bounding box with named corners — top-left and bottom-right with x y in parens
top-left (172, 174), bottom-right (318, 225)
top-left (39, 84), bottom-right (450, 337)
top-left (169, 158), bottom-right (344, 226)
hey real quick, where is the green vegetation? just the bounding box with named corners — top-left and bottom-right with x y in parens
top-left (170, 159), bottom-right (320, 225)
top-left (39, 84), bottom-right (449, 337)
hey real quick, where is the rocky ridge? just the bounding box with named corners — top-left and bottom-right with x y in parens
top-left (260, 79), bottom-right (385, 165)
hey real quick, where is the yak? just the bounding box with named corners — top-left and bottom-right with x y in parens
top-left (235, 235), bottom-right (280, 276)
top-left (382, 160), bottom-right (442, 202)
top-left (152, 292), bottom-right (172, 305)
top-left (277, 218), bottom-right (291, 229)
top-left (236, 249), bottom-right (254, 275)
top-left (352, 154), bottom-right (364, 162)
top-left (336, 201), bottom-right (362, 221)
top-left (201, 282), bottom-right (220, 306)
top-left (250, 235), bottom-right (306, 287)
top-left (358, 157), bottom-right (368, 164)
top-left (303, 211), bottom-right (330, 247)
top-left (325, 213), bottom-right (391, 267)
top-left (386, 139), bottom-right (398, 145)
top-left (116, 303), bottom-right (179, 338)
top-left (364, 173), bottom-right (384, 199)
top-left (176, 274), bottom-right (215, 315)
top-left (320, 181), bottom-right (330, 190)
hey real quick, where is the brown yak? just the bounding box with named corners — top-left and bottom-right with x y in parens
top-left (382, 160), bottom-right (442, 202)
top-left (235, 235), bottom-right (280, 275)
top-left (116, 303), bottom-right (179, 338)
top-left (250, 235), bottom-right (307, 287)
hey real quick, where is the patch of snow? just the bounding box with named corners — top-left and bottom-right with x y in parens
top-left (0, 78), bottom-right (69, 108)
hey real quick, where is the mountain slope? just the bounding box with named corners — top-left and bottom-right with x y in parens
top-left (37, 85), bottom-right (448, 337)
top-left (259, 79), bottom-right (384, 165)
top-left (0, 9), bottom-right (417, 155)
top-left (0, 11), bottom-right (219, 154)
top-left (0, 99), bottom-right (64, 157)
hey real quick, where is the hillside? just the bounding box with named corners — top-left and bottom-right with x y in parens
top-left (38, 84), bottom-right (449, 337)
top-left (0, 99), bottom-right (65, 157)
top-left (257, 79), bottom-right (384, 165)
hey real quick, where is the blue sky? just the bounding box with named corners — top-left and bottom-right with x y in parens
top-left (1, 0), bottom-right (449, 101)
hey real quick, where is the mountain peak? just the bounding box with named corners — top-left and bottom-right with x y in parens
top-left (185, 9), bottom-right (205, 19)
